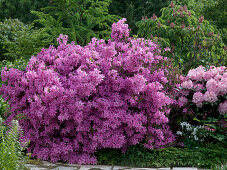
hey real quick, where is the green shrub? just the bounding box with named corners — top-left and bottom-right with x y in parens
top-left (173, 0), bottom-right (227, 45)
top-left (96, 143), bottom-right (227, 168)
top-left (0, 19), bottom-right (52, 61)
top-left (137, 1), bottom-right (226, 73)
top-left (173, 0), bottom-right (227, 30)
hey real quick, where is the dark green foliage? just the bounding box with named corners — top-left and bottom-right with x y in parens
top-left (0, 19), bottom-right (53, 61)
top-left (31, 0), bottom-right (120, 46)
top-left (109, 0), bottom-right (170, 34)
top-left (0, 0), bottom-right (50, 23)
top-left (137, 2), bottom-right (226, 73)
top-left (0, 19), bottom-right (25, 61)
top-left (96, 143), bottom-right (227, 168)
top-left (203, 0), bottom-right (227, 44)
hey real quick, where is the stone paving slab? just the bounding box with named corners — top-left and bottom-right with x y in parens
top-left (130, 168), bottom-right (158, 170)
top-left (112, 166), bottom-right (128, 170)
top-left (42, 161), bottom-right (57, 167)
top-left (79, 166), bottom-right (112, 170)
top-left (53, 166), bottom-right (79, 170)
top-left (172, 168), bottom-right (197, 170)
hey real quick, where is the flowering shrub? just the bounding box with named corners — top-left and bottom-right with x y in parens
top-left (0, 19), bottom-right (179, 164)
top-left (137, 1), bottom-right (226, 73)
top-left (172, 65), bottom-right (227, 144)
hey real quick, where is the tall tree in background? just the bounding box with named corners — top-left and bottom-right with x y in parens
top-left (109, 0), bottom-right (170, 34)
top-left (0, 0), bottom-right (50, 23)
top-left (31, 0), bottom-right (119, 46)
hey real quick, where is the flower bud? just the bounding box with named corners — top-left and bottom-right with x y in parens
top-left (152, 14), bottom-right (157, 20)
top-left (170, 22), bottom-right (175, 28)
top-left (170, 1), bottom-right (175, 8)
top-left (180, 12), bottom-right (184, 18)
top-left (199, 16), bottom-right (204, 23)
top-left (188, 11), bottom-right (192, 16)
top-left (208, 32), bottom-right (213, 37)
top-left (177, 7), bottom-right (183, 12)
top-left (183, 5), bottom-right (187, 11)
top-left (158, 21), bottom-right (161, 28)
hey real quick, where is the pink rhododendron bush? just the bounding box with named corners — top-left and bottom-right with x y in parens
top-left (172, 66), bottom-right (227, 144)
top-left (0, 19), bottom-right (179, 164)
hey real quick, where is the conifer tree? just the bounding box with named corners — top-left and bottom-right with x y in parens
top-left (32, 0), bottom-right (120, 46)
top-left (0, 0), bottom-right (50, 23)
top-left (109, 0), bottom-right (170, 34)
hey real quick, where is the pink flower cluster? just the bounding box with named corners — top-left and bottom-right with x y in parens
top-left (0, 19), bottom-right (176, 164)
top-left (178, 65), bottom-right (227, 114)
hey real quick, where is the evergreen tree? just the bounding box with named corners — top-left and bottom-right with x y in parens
top-left (0, 19), bottom-right (52, 61)
top-left (32, 0), bottom-right (120, 46)
top-left (109, 0), bottom-right (170, 34)
top-left (0, 0), bottom-right (50, 23)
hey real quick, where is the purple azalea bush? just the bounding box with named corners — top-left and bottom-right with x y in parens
top-left (0, 19), bottom-right (178, 164)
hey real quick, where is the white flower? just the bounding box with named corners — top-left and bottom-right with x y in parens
top-left (176, 131), bottom-right (183, 136)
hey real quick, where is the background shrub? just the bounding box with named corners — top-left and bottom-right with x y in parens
top-left (137, 1), bottom-right (226, 73)
top-left (173, 0), bottom-right (227, 44)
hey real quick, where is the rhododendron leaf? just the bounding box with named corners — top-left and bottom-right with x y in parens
top-left (193, 117), bottom-right (200, 122)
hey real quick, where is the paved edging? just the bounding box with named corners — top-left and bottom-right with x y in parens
top-left (24, 161), bottom-right (208, 170)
